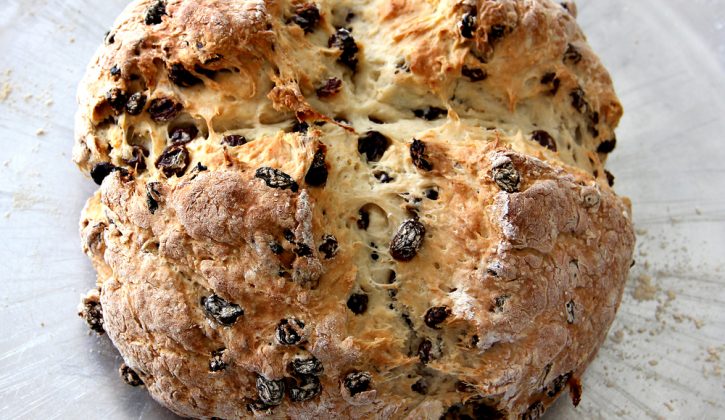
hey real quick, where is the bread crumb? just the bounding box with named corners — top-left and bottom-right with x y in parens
top-left (649, 360), bottom-right (658, 366)
top-left (611, 329), bottom-right (625, 344)
top-left (36, 128), bottom-right (46, 136)
top-left (0, 82), bottom-right (11, 101)
top-left (632, 274), bottom-right (658, 301)
top-left (664, 402), bottom-right (674, 412)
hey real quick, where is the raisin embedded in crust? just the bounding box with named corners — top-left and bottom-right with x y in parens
top-left (79, 298), bottom-right (104, 334)
top-left (530, 130), bottom-right (557, 152)
top-left (90, 162), bottom-right (117, 185)
top-left (346, 293), bottom-right (369, 315)
top-left (106, 88), bottom-right (128, 111)
top-left (291, 3), bottom-right (321, 34)
top-left (276, 318), bottom-right (305, 345)
top-left (305, 147), bottom-right (328, 186)
top-left (597, 137), bottom-right (617, 154)
top-left (120, 364), bottom-right (144, 387)
top-left (200, 294), bottom-right (244, 326)
top-left (169, 125), bottom-right (199, 145)
top-left (288, 375), bottom-right (322, 402)
top-left (462, 66), bottom-right (487, 82)
top-left (125, 92), bottom-right (147, 115)
top-left (256, 375), bottom-right (285, 406)
top-left (418, 339), bottom-right (433, 364)
top-left (316, 77), bottom-right (342, 98)
top-left (491, 161), bottom-right (520, 193)
top-left (209, 349), bottom-right (227, 372)
top-left (222, 134), bottom-right (247, 146)
top-left (168, 63), bottom-right (203, 87)
top-left (459, 10), bottom-right (477, 39)
top-left (144, 0), bottom-right (167, 25)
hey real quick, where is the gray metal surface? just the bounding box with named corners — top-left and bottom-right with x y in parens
top-left (0, 1), bottom-right (723, 418)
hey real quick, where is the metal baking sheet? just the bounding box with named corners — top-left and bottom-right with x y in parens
top-left (0, 0), bottom-right (723, 418)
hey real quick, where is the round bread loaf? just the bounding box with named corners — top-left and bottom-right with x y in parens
top-left (74, 0), bottom-right (635, 418)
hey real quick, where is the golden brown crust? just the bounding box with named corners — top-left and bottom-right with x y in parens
top-left (75, 0), bottom-right (634, 418)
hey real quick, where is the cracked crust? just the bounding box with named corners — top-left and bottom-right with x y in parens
top-left (75, 0), bottom-right (634, 418)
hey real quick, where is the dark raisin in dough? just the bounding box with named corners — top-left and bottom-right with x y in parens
top-left (460, 11), bottom-right (477, 39)
top-left (81, 299), bottom-right (104, 334)
top-left (357, 131), bottom-right (391, 162)
top-left (305, 148), bottom-right (328, 186)
top-left (120, 364), bottom-right (144, 387)
top-left (168, 63), bottom-right (203, 87)
top-left (328, 28), bottom-right (359, 71)
top-left (413, 107), bottom-right (446, 121)
top-left (343, 371), bottom-right (372, 396)
top-left (291, 3), bottom-right (320, 34)
top-left (424, 306), bottom-right (451, 329)
top-left (462, 66), bottom-right (487, 82)
top-left (169, 125), bottom-right (199, 144)
top-left (222, 134), bottom-right (247, 146)
top-left (148, 97), bottom-right (183, 122)
top-left (418, 339), bottom-right (432, 364)
top-left (255, 167), bottom-right (299, 192)
top-left (597, 137), bottom-right (617, 154)
top-left (316, 77), bottom-right (342, 98)
top-left (389, 219), bottom-right (426, 261)
top-left (106, 88), bottom-right (128, 111)
top-left (125, 92), bottom-right (147, 115)
top-left (318, 235), bottom-right (338, 259)
top-left (410, 139), bottom-right (433, 171)
top-left (155, 144), bottom-right (189, 177)
top-left (357, 208), bottom-right (370, 230)
top-left (411, 378), bottom-right (428, 395)
top-left (290, 355), bottom-right (324, 376)
top-left (347, 293), bottom-right (369, 315)
top-left (209, 349), bottom-right (227, 372)
top-left (90, 162), bottom-right (117, 185)
top-left (145, 182), bottom-right (161, 214)
top-left (530, 130), bottom-right (558, 152)
top-left (522, 401), bottom-right (545, 420)
top-left (288, 375), bottom-right (322, 402)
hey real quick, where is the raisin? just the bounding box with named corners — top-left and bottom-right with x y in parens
top-left (605, 170), bottom-right (615, 187)
top-left (290, 355), bottom-right (324, 376)
top-left (222, 134), bottom-right (247, 146)
top-left (110, 65), bottom-right (121, 78)
top-left (597, 137), bottom-right (617, 154)
top-left (343, 371), bottom-right (372, 396)
top-left (328, 28), bottom-right (359, 71)
top-left (148, 97), bottom-right (183, 122)
top-left (522, 401), bottom-right (545, 420)
top-left (201, 294), bottom-right (244, 326)
top-left (305, 148), bottom-right (328, 186)
top-left (569, 376), bottom-right (582, 406)
top-left (156, 144), bottom-right (189, 177)
top-left (570, 88), bottom-right (588, 114)
top-left (125, 146), bottom-right (147, 174)
top-left (424, 306), bottom-right (451, 329)
top-left (418, 339), bottom-right (432, 364)
top-left (413, 107), bottom-right (446, 121)
top-left (291, 3), bottom-right (320, 34)
top-left (125, 92), bottom-right (147, 115)
top-left (389, 219), bottom-right (426, 262)
top-left (90, 162), bottom-right (117, 185)
top-left (80, 299), bottom-right (104, 334)
top-left (531, 130), bottom-right (557, 152)
top-left (491, 161), bottom-right (520, 193)
top-left (318, 235), bottom-right (339, 259)
top-left (316, 77), bottom-right (342, 98)
top-left (411, 378), bottom-right (428, 395)
top-left (566, 300), bottom-right (576, 324)
top-left (246, 400), bottom-right (273, 413)
top-left (492, 295), bottom-right (508, 313)
top-left (276, 318), bottom-right (305, 345)
top-left (209, 349), bottom-right (227, 372)
top-left (291, 121), bottom-right (309, 133)
top-left (545, 372), bottom-right (572, 397)
top-left (270, 241), bottom-right (284, 255)
top-left (255, 167), bottom-right (299, 192)
top-left (168, 63), bottom-right (202, 87)
top-left (460, 11), bottom-right (477, 39)
top-left (410, 139), bottom-right (433, 171)
top-left (146, 182), bottom-right (161, 214)
top-left (294, 243), bottom-right (313, 257)
top-left (540, 72), bottom-right (560, 95)
top-left (256, 375), bottom-right (285, 406)
top-left (455, 381), bottom-right (476, 392)
top-left (106, 88), bottom-right (128, 111)
top-left (346, 293), bottom-right (369, 315)
top-left (424, 188), bottom-right (439, 200)
top-left (145, 1), bottom-right (167, 25)
top-left (357, 208), bottom-right (370, 230)
top-left (563, 43), bottom-right (582, 64)
top-left (105, 31), bottom-right (115, 45)
top-left (462, 66), bottom-right (487, 82)
top-left (357, 131), bottom-right (391, 162)
top-left (169, 125), bottom-right (199, 144)
top-left (288, 375), bottom-right (322, 402)
top-left (373, 170), bottom-right (393, 183)
top-left (284, 229), bottom-right (296, 242)
top-left (119, 364), bottom-right (143, 387)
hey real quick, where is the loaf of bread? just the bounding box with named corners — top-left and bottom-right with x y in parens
top-left (74, 0), bottom-right (635, 418)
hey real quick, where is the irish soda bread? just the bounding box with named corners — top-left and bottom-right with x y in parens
top-left (74, 0), bottom-right (635, 418)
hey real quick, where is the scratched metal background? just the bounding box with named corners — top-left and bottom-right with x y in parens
top-left (0, 0), bottom-right (723, 419)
